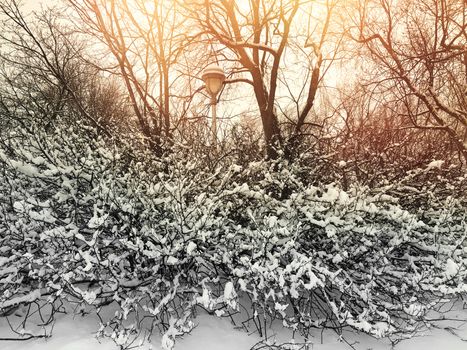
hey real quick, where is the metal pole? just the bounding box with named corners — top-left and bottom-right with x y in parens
top-left (211, 95), bottom-right (217, 150)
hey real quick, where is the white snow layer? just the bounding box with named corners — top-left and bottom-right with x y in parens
top-left (1, 305), bottom-right (467, 350)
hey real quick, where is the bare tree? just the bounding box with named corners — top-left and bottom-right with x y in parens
top-left (330, 84), bottom-right (457, 187)
top-left (0, 0), bottom-right (116, 137)
top-left (349, 0), bottom-right (467, 164)
top-left (66, 0), bottom-right (201, 154)
top-left (181, 0), bottom-right (342, 158)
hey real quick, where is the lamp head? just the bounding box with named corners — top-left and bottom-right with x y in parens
top-left (202, 63), bottom-right (225, 97)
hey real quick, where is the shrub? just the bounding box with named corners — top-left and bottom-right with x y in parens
top-left (0, 122), bottom-right (466, 349)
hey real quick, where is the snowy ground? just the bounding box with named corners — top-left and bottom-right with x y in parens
top-left (1, 304), bottom-right (467, 350)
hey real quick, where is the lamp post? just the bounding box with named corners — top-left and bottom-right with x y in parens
top-left (201, 63), bottom-right (225, 149)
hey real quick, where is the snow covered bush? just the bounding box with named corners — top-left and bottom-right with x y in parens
top-left (0, 120), bottom-right (466, 349)
top-left (190, 159), bottom-right (467, 341)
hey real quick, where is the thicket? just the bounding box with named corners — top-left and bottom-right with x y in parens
top-left (0, 119), bottom-right (466, 349)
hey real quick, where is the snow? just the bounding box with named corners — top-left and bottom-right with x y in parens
top-left (224, 282), bottom-right (234, 299)
top-left (332, 254), bottom-right (343, 264)
top-left (445, 258), bottom-right (459, 278)
top-left (0, 290), bottom-right (41, 309)
top-left (82, 290), bottom-right (97, 304)
top-left (196, 288), bottom-right (212, 309)
top-left (427, 160), bottom-right (444, 169)
top-left (0, 257), bottom-right (10, 267)
top-left (223, 282), bottom-right (237, 308)
top-left (1, 305), bottom-right (467, 350)
top-left (88, 213), bottom-right (109, 228)
top-left (0, 312), bottom-right (115, 350)
top-left (186, 242), bottom-right (197, 255)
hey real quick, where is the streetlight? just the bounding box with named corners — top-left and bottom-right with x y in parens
top-left (201, 63), bottom-right (225, 149)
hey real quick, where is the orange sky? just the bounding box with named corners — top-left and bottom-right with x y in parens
top-left (22, 0), bottom-right (56, 12)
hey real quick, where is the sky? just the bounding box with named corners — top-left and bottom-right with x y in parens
top-left (21, 0), bottom-right (58, 12)
top-left (14, 0), bottom-right (352, 134)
